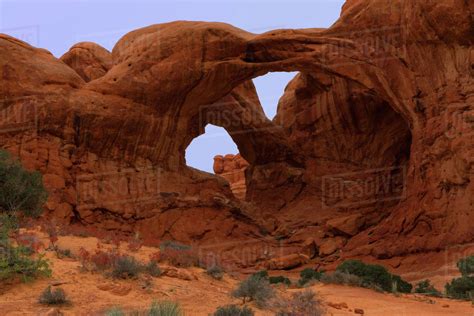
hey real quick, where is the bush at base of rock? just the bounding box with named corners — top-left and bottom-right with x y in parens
top-left (298, 268), bottom-right (324, 287)
top-left (213, 305), bottom-right (255, 316)
top-left (0, 149), bottom-right (48, 218)
top-left (232, 274), bottom-right (275, 307)
top-left (39, 286), bottom-right (67, 305)
top-left (320, 271), bottom-right (363, 288)
top-left (0, 150), bottom-right (51, 283)
top-left (336, 260), bottom-right (412, 293)
top-left (269, 275), bottom-right (291, 286)
top-left (414, 280), bottom-right (442, 297)
top-left (445, 255), bottom-right (474, 300)
top-left (445, 277), bottom-right (474, 300)
top-left (457, 256), bottom-right (474, 276)
top-left (78, 247), bottom-right (161, 279)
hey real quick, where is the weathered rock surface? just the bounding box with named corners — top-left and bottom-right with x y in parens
top-left (213, 154), bottom-right (248, 199)
top-left (60, 42), bottom-right (112, 82)
top-left (0, 0), bottom-right (472, 269)
top-left (266, 253), bottom-right (309, 270)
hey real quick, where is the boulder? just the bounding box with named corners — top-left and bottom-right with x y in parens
top-left (266, 254), bottom-right (309, 270)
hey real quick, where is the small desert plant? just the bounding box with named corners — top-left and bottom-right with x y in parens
top-left (0, 150), bottom-right (48, 219)
top-left (445, 255), bottom-right (474, 300)
top-left (252, 270), bottom-right (269, 279)
top-left (232, 274), bottom-right (275, 307)
top-left (320, 271), bottom-right (363, 287)
top-left (275, 290), bottom-right (324, 316)
top-left (14, 232), bottom-right (44, 253)
top-left (0, 150), bottom-right (50, 282)
top-left (269, 275), bottom-right (291, 286)
top-left (298, 268), bottom-right (323, 286)
top-left (213, 304), bottom-right (255, 316)
top-left (105, 307), bottom-right (125, 316)
top-left (414, 279), bottom-right (442, 297)
top-left (336, 260), bottom-right (412, 293)
top-left (0, 240), bottom-right (51, 282)
top-left (38, 286), bottom-right (67, 305)
top-left (90, 249), bottom-right (120, 271)
top-left (457, 256), bottom-right (474, 276)
top-left (144, 260), bottom-right (161, 277)
top-left (445, 276), bottom-right (474, 300)
top-left (207, 265), bottom-right (224, 280)
top-left (111, 255), bottom-right (142, 279)
top-left (148, 300), bottom-right (183, 316)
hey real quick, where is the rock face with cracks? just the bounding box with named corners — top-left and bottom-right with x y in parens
top-left (213, 154), bottom-right (248, 200)
top-left (0, 0), bottom-right (472, 269)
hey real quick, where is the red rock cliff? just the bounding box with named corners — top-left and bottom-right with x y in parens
top-left (213, 154), bottom-right (249, 200)
top-left (0, 0), bottom-right (472, 268)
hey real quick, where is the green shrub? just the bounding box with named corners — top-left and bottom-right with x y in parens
top-left (144, 260), bottom-right (161, 277)
top-left (457, 256), bottom-right (474, 276)
top-left (276, 290), bottom-right (324, 316)
top-left (414, 279), bottom-right (442, 297)
top-left (445, 276), bottom-right (474, 300)
top-left (252, 270), bottom-right (269, 279)
top-left (104, 301), bottom-right (183, 316)
top-left (298, 268), bottom-right (323, 286)
top-left (0, 150), bottom-right (50, 283)
top-left (336, 260), bottom-right (412, 293)
top-left (269, 275), bottom-right (291, 286)
top-left (214, 305), bottom-right (254, 316)
top-left (232, 274), bottom-right (275, 307)
top-left (149, 300), bottom-right (183, 316)
top-left (320, 271), bottom-right (363, 288)
top-left (207, 265), bottom-right (224, 280)
top-left (38, 286), bottom-right (67, 305)
top-left (0, 239), bottom-right (51, 282)
top-left (105, 307), bottom-right (125, 316)
top-left (0, 150), bottom-right (48, 219)
top-left (111, 256), bottom-right (142, 279)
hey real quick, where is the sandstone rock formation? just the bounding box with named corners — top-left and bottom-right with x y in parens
top-left (213, 154), bottom-right (248, 199)
top-left (0, 0), bottom-right (472, 269)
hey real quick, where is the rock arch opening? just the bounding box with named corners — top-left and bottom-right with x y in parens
top-left (185, 124), bottom-right (238, 174)
top-left (252, 71), bottom-right (298, 119)
top-left (184, 124), bottom-right (249, 200)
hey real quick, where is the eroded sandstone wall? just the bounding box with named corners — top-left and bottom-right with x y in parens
top-left (0, 0), bottom-right (472, 268)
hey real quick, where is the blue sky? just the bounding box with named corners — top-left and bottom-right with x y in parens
top-left (0, 0), bottom-right (344, 172)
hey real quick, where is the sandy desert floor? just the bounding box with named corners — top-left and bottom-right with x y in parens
top-left (0, 231), bottom-right (473, 316)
